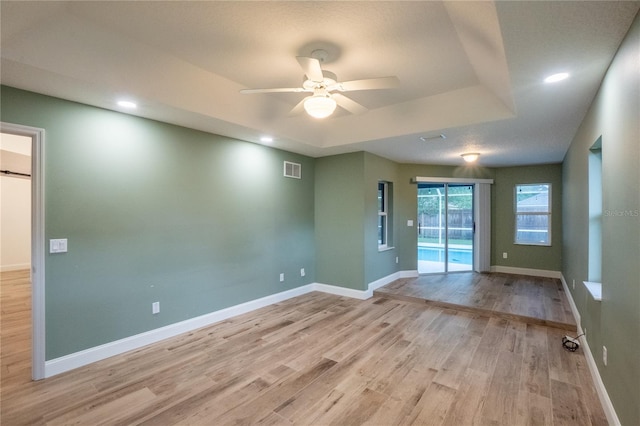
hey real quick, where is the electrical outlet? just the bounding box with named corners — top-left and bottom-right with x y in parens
top-left (572, 279), bottom-right (575, 290)
top-left (395, 256), bottom-right (399, 264)
top-left (503, 252), bottom-right (508, 259)
top-left (280, 273), bottom-right (285, 282)
top-left (300, 268), bottom-right (305, 277)
top-left (603, 346), bottom-right (607, 366)
top-left (152, 302), bottom-right (160, 315)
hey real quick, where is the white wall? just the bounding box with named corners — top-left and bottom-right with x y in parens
top-left (1, 133), bottom-right (31, 271)
top-left (1, 177), bottom-right (31, 270)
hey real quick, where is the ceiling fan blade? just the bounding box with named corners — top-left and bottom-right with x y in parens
top-left (296, 56), bottom-right (324, 82)
top-left (335, 76), bottom-right (400, 92)
top-left (288, 97), bottom-right (308, 116)
top-left (332, 93), bottom-right (368, 115)
top-left (240, 87), bottom-right (306, 94)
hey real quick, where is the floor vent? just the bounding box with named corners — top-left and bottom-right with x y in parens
top-left (283, 161), bottom-right (301, 179)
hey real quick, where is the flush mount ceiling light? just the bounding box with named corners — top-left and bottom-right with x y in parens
top-left (303, 90), bottom-right (337, 119)
top-left (461, 153), bottom-right (480, 163)
top-left (260, 136), bottom-right (273, 143)
top-left (117, 100), bottom-right (137, 109)
top-left (544, 72), bottom-right (570, 83)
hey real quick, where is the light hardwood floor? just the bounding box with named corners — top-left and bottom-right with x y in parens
top-left (376, 273), bottom-right (577, 331)
top-left (1, 270), bottom-right (606, 425)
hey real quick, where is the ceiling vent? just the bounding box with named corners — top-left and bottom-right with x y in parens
top-left (283, 161), bottom-right (302, 179)
top-left (419, 134), bottom-right (446, 142)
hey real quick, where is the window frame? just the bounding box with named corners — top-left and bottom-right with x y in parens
top-left (514, 183), bottom-right (552, 246)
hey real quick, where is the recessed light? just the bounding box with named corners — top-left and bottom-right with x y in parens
top-left (260, 136), bottom-right (274, 143)
top-left (544, 72), bottom-right (569, 83)
top-left (117, 100), bottom-right (137, 109)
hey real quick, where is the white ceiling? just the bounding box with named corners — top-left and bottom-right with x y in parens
top-left (1, 1), bottom-right (638, 167)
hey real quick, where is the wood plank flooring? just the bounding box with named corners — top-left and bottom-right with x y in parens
top-left (1, 269), bottom-right (31, 391)
top-left (375, 273), bottom-right (577, 331)
top-left (1, 270), bottom-right (606, 425)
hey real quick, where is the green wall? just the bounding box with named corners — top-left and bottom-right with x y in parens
top-left (1, 86), bottom-right (316, 360)
top-left (315, 152), bottom-right (402, 290)
top-left (396, 163), bottom-right (495, 272)
top-left (0, 85), bottom-right (573, 363)
top-left (562, 12), bottom-right (640, 426)
top-left (492, 164), bottom-right (563, 270)
top-left (394, 163), bottom-right (562, 273)
top-left (315, 152), bottom-right (366, 290)
top-left (4, 15), bottom-right (637, 416)
top-left (363, 153), bottom-right (400, 285)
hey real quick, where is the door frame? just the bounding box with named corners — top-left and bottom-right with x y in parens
top-left (417, 182), bottom-right (474, 274)
top-left (1, 122), bottom-right (45, 380)
top-left (414, 176), bottom-right (493, 274)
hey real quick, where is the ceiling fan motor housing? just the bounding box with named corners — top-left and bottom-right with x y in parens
top-left (302, 70), bottom-right (338, 90)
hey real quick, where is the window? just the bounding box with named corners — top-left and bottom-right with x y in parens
top-left (378, 181), bottom-right (393, 249)
top-left (514, 183), bottom-right (551, 246)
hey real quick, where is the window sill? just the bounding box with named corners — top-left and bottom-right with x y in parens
top-left (583, 281), bottom-right (602, 302)
top-left (378, 246), bottom-right (395, 252)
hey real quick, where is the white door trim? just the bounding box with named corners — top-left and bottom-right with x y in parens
top-left (1, 122), bottom-right (46, 380)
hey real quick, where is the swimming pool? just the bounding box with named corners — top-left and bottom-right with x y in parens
top-left (418, 246), bottom-right (473, 265)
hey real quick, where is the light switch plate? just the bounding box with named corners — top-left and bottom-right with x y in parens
top-left (50, 239), bottom-right (68, 253)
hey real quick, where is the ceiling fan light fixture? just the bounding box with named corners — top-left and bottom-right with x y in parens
top-left (461, 152), bottom-right (480, 163)
top-left (303, 94), bottom-right (337, 119)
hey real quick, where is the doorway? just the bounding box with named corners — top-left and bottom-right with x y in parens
top-left (1, 132), bottom-right (33, 385)
top-left (0, 123), bottom-right (45, 380)
top-left (417, 183), bottom-right (474, 274)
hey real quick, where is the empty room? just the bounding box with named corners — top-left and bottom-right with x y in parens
top-left (1, 2), bottom-right (639, 425)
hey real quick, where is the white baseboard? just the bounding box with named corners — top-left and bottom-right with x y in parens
top-left (369, 270), bottom-right (410, 291)
top-left (45, 270), bottom-right (413, 378)
top-left (399, 270), bottom-right (419, 278)
top-left (579, 331), bottom-right (621, 425)
top-left (45, 284), bottom-right (315, 377)
top-left (1, 263), bottom-right (30, 272)
top-left (560, 274), bottom-right (620, 425)
top-left (313, 283), bottom-right (370, 299)
top-left (315, 270), bottom-right (417, 300)
top-left (559, 275), bottom-right (581, 330)
top-left (490, 265), bottom-right (562, 279)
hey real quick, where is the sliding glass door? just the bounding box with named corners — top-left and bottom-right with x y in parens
top-left (417, 183), bottom-right (474, 274)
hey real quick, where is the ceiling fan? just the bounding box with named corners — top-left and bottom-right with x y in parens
top-left (240, 49), bottom-right (400, 119)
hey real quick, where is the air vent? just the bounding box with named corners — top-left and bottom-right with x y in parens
top-left (419, 134), bottom-right (446, 142)
top-left (283, 161), bottom-right (302, 179)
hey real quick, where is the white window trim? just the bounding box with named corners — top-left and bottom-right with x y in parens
top-left (514, 183), bottom-right (552, 246)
